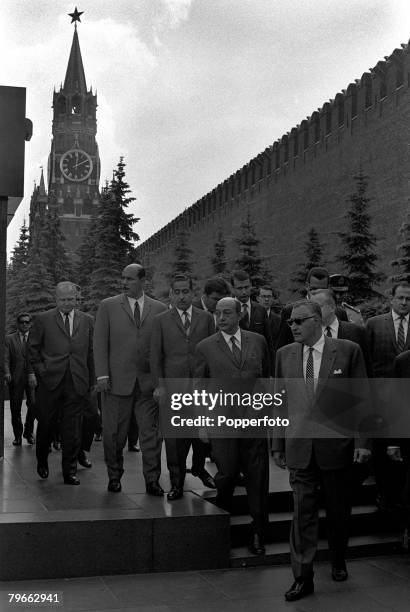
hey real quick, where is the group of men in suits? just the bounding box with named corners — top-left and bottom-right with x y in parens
top-left (7, 263), bottom-right (410, 599)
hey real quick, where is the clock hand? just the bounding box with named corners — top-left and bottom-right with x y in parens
top-left (73, 159), bottom-right (89, 168)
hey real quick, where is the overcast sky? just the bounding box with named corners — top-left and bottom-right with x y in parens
top-left (2, 0), bottom-right (410, 257)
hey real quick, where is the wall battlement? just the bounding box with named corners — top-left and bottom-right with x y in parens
top-left (137, 41), bottom-right (410, 261)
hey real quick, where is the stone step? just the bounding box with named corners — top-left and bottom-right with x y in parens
top-left (230, 532), bottom-right (401, 568)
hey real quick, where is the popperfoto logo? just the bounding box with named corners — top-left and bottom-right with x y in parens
top-left (158, 380), bottom-right (289, 438)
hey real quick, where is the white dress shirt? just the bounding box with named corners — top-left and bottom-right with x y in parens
top-left (59, 309), bottom-right (74, 336)
top-left (322, 316), bottom-right (339, 338)
top-left (392, 310), bottom-right (409, 343)
top-left (127, 294), bottom-right (145, 317)
top-left (303, 334), bottom-right (325, 391)
top-left (221, 327), bottom-right (242, 351)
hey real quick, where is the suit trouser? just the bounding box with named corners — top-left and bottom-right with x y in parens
top-left (211, 437), bottom-right (269, 537)
top-left (101, 391), bottom-right (135, 481)
top-left (35, 370), bottom-right (84, 477)
top-left (289, 455), bottom-right (353, 579)
top-left (9, 381), bottom-right (35, 438)
top-left (81, 394), bottom-right (99, 452)
top-left (164, 437), bottom-right (208, 488)
top-left (134, 394), bottom-right (162, 484)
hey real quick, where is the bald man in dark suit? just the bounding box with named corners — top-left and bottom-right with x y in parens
top-left (195, 297), bottom-right (270, 556)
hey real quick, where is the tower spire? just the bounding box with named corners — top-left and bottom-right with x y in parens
top-left (64, 8), bottom-right (87, 94)
top-left (39, 167), bottom-right (46, 196)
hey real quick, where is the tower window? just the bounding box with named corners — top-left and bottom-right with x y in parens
top-left (71, 95), bottom-right (81, 114)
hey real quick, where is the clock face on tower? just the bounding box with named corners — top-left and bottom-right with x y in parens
top-left (60, 149), bottom-right (93, 182)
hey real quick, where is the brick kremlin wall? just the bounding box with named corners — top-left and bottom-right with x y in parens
top-left (136, 43), bottom-right (410, 299)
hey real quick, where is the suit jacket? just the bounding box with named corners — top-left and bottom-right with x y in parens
top-left (150, 306), bottom-right (215, 383)
top-left (28, 308), bottom-right (94, 396)
top-left (5, 332), bottom-right (30, 385)
top-left (366, 312), bottom-right (410, 378)
top-left (192, 297), bottom-right (217, 332)
top-left (389, 351), bottom-right (410, 460)
top-left (273, 337), bottom-right (369, 470)
top-left (195, 329), bottom-right (270, 381)
top-left (94, 293), bottom-right (167, 396)
top-left (337, 320), bottom-right (372, 376)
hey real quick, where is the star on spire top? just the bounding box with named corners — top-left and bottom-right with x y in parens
top-left (68, 7), bottom-right (83, 24)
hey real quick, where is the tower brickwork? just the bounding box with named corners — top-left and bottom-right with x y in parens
top-left (30, 18), bottom-right (100, 259)
top-left (136, 42), bottom-right (410, 298)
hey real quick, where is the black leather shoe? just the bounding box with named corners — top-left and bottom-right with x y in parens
top-left (248, 533), bottom-right (266, 556)
top-left (78, 450), bottom-right (92, 468)
top-left (12, 437), bottom-right (22, 446)
top-left (167, 486), bottom-right (183, 500)
top-left (284, 579), bottom-right (314, 601)
top-left (94, 433), bottom-right (102, 442)
top-left (146, 482), bottom-right (164, 496)
top-left (52, 441), bottom-right (61, 451)
top-left (108, 479), bottom-right (122, 493)
top-left (37, 463), bottom-right (49, 479)
top-left (128, 443), bottom-right (140, 452)
top-left (331, 566), bottom-right (348, 582)
top-left (193, 470), bottom-right (216, 489)
top-left (236, 473), bottom-right (246, 487)
top-left (23, 433), bottom-right (35, 445)
top-left (64, 475), bottom-right (80, 485)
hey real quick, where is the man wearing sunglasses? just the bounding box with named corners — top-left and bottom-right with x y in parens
top-left (5, 313), bottom-right (36, 445)
top-left (273, 300), bottom-right (370, 601)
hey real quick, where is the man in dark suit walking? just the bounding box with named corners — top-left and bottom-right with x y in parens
top-left (366, 282), bottom-right (410, 508)
top-left (5, 312), bottom-right (36, 446)
top-left (273, 300), bottom-right (370, 601)
top-left (28, 282), bottom-right (95, 485)
top-left (310, 289), bottom-right (372, 375)
top-left (192, 276), bottom-right (230, 331)
top-left (230, 270), bottom-right (271, 343)
top-left (195, 297), bottom-right (270, 556)
top-left (151, 274), bottom-right (216, 500)
top-left (94, 264), bottom-right (167, 494)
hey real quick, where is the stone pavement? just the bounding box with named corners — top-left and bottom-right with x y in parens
top-left (0, 555), bottom-right (409, 612)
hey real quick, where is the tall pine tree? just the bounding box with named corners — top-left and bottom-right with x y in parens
top-left (234, 210), bottom-right (270, 289)
top-left (6, 220), bottom-right (31, 331)
top-left (86, 158), bottom-right (139, 312)
top-left (290, 227), bottom-right (324, 295)
top-left (40, 201), bottom-right (73, 285)
top-left (210, 228), bottom-right (227, 274)
top-left (170, 226), bottom-right (193, 276)
top-left (338, 168), bottom-right (384, 304)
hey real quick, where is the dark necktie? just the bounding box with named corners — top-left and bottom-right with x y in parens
top-left (64, 314), bottom-right (70, 336)
top-left (242, 303), bottom-right (249, 328)
top-left (182, 311), bottom-right (190, 335)
top-left (325, 326), bottom-right (332, 338)
top-left (306, 347), bottom-right (315, 402)
top-left (134, 302), bottom-right (140, 328)
top-left (230, 336), bottom-right (241, 365)
top-left (397, 316), bottom-right (406, 352)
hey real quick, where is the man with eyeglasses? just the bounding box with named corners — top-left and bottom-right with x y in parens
top-left (5, 313), bottom-right (36, 445)
top-left (273, 300), bottom-right (370, 601)
top-left (366, 282), bottom-right (410, 511)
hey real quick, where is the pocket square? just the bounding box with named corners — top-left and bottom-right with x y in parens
top-left (333, 369), bottom-right (343, 375)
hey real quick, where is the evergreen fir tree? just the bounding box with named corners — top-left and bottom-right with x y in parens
top-left (391, 198), bottom-right (410, 284)
top-left (23, 246), bottom-right (55, 315)
top-left (290, 227), bottom-right (324, 295)
top-left (234, 210), bottom-right (269, 289)
top-left (211, 228), bottom-right (227, 274)
top-left (170, 226), bottom-right (193, 276)
top-left (74, 212), bottom-right (99, 309)
top-left (6, 220), bottom-right (31, 331)
top-left (86, 159), bottom-right (139, 312)
top-left (40, 201), bottom-right (73, 285)
top-left (338, 168), bottom-right (384, 303)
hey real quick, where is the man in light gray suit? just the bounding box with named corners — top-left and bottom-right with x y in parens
top-left (94, 264), bottom-right (167, 493)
